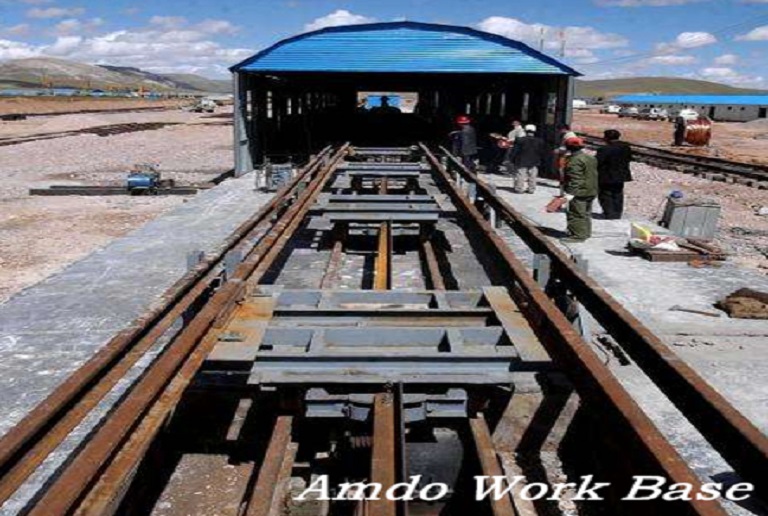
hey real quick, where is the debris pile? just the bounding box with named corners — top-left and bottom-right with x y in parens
top-left (717, 288), bottom-right (768, 319)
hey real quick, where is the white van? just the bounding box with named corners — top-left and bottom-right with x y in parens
top-left (669, 108), bottom-right (699, 121)
top-left (572, 99), bottom-right (588, 110)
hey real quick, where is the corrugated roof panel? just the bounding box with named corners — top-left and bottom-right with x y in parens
top-left (613, 94), bottom-right (768, 106)
top-left (232, 22), bottom-right (579, 76)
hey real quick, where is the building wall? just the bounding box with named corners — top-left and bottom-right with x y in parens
top-left (616, 101), bottom-right (768, 122)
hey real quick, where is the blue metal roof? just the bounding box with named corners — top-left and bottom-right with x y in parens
top-left (231, 22), bottom-right (579, 76)
top-left (613, 94), bottom-right (768, 106)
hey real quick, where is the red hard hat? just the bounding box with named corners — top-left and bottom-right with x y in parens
top-left (565, 136), bottom-right (585, 147)
top-left (456, 115), bottom-right (471, 125)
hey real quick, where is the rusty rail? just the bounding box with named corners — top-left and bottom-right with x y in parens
top-left (20, 145), bottom-right (349, 515)
top-left (0, 148), bottom-right (334, 508)
top-left (423, 144), bottom-right (727, 516)
top-left (438, 145), bottom-right (768, 499)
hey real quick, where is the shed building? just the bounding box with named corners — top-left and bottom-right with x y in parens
top-left (613, 94), bottom-right (768, 123)
top-left (230, 21), bottom-right (580, 175)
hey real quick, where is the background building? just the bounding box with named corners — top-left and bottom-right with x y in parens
top-left (613, 94), bottom-right (768, 122)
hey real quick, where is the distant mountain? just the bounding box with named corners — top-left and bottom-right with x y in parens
top-left (161, 74), bottom-right (231, 94)
top-left (0, 57), bottom-right (231, 93)
top-left (576, 77), bottom-right (767, 100)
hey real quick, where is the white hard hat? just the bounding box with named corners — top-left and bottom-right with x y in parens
top-left (525, 124), bottom-right (537, 132)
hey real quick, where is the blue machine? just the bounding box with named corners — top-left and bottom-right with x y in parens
top-left (126, 164), bottom-right (162, 194)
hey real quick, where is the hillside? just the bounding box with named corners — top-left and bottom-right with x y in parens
top-left (162, 74), bottom-right (231, 94)
top-left (0, 57), bottom-right (230, 93)
top-left (576, 77), bottom-right (767, 100)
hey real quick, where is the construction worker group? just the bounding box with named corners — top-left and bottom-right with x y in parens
top-left (451, 116), bottom-right (632, 244)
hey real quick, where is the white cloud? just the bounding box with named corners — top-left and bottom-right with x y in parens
top-left (477, 16), bottom-right (628, 54)
top-left (713, 53), bottom-right (739, 65)
top-left (596, 0), bottom-right (708, 5)
top-left (699, 66), bottom-right (764, 87)
top-left (646, 54), bottom-right (697, 65)
top-left (53, 18), bottom-right (104, 36)
top-left (27, 7), bottom-right (85, 19)
top-left (0, 24), bottom-right (31, 37)
top-left (736, 25), bottom-right (768, 41)
top-left (0, 19), bottom-right (251, 77)
top-left (304, 10), bottom-right (376, 32)
top-left (149, 16), bottom-right (188, 30)
top-left (195, 19), bottom-right (239, 35)
top-left (0, 39), bottom-right (40, 59)
top-left (655, 31), bottom-right (716, 55)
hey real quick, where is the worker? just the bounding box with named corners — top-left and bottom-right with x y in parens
top-left (555, 123), bottom-right (579, 191)
top-left (508, 124), bottom-right (545, 193)
top-left (488, 120), bottom-right (526, 175)
top-left (562, 137), bottom-right (598, 242)
top-left (372, 95), bottom-right (401, 114)
top-left (596, 129), bottom-right (632, 219)
top-left (558, 123), bottom-right (577, 144)
top-left (450, 115), bottom-right (478, 172)
top-left (508, 120), bottom-right (526, 143)
top-left (673, 115), bottom-right (686, 146)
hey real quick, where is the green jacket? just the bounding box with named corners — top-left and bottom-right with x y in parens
top-left (564, 151), bottom-right (598, 198)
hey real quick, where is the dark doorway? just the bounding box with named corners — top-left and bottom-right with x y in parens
top-left (759, 107), bottom-right (767, 119)
top-left (708, 106), bottom-right (716, 118)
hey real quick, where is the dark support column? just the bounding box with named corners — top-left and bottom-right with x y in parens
top-left (234, 72), bottom-right (254, 176)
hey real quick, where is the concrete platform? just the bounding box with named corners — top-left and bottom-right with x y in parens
top-left (486, 173), bottom-right (768, 514)
top-left (0, 173), bottom-right (273, 513)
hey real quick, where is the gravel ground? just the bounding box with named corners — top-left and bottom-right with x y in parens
top-left (574, 110), bottom-right (768, 166)
top-left (0, 107), bottom-right (233, 303)
top-left (0, 97), bottom-right (183, 116)
top-left (624, 161), bottom-right (768, 273)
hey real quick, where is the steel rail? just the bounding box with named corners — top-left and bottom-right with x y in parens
top-left (580, 133), bottom-right (768, 184)
top-left (438, 146), bottom-right (768, 498)
top-left (243, 415), bottom-right (296, 516)
top-left (0, 147), bottom-right (334, 508)
top-left (370, 392), bottom-right (398, 516)
top-left (422, 144), bottom-right (727, 516)
top-left (24, 145), bottom-right (350, 515)
top-left (470, 414), bottom-right (516, 516)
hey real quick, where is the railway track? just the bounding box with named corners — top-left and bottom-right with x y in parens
top-left (0, 144), bottom-right (765, 515)
top-left (580, 133), bottom-right (768, 188)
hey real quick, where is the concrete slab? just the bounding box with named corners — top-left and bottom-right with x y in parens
top-left (485, 174), bottom-right (767, 514)
top-left (0, 173), bottom-right (272, 438)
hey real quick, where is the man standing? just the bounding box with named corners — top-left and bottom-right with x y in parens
top-left (673, 115), bottom-right (686, 146)
top-left (508, 124), bottom-right (545, 193)
top-left (562, 137), bottom-right (598, 242)
top-left (508, 120), bottom-right (526, 144)
top-left (451, 115), bottom-right (478, 171)
top-left (596, 129), bottom-right (632, 219)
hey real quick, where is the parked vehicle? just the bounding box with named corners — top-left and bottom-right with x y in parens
top-left (638, 108), bottom-right (669, 121)
top-left (601, 104), bottom-right (621, 114)
top-left (618, 106), bottom-right (639, 118)
top-left (573, 99), bottom-right (588, 110)
top-left (669, 108), bottom-right (699, 122)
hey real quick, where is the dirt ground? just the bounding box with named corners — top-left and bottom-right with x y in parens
top-left (623, 162), bottom-right (768, 273)
top-left (0, 97), bottom-right (185, 116)
top-left (0, 104), bottom-right (233, 303)
top-left (571, 110), bottom-right (768, 273)
top-left (573, 110), bottom-right (768, 166)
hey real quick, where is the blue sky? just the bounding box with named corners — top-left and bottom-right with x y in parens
top-left (1, 0), bottom-right (767, 85)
